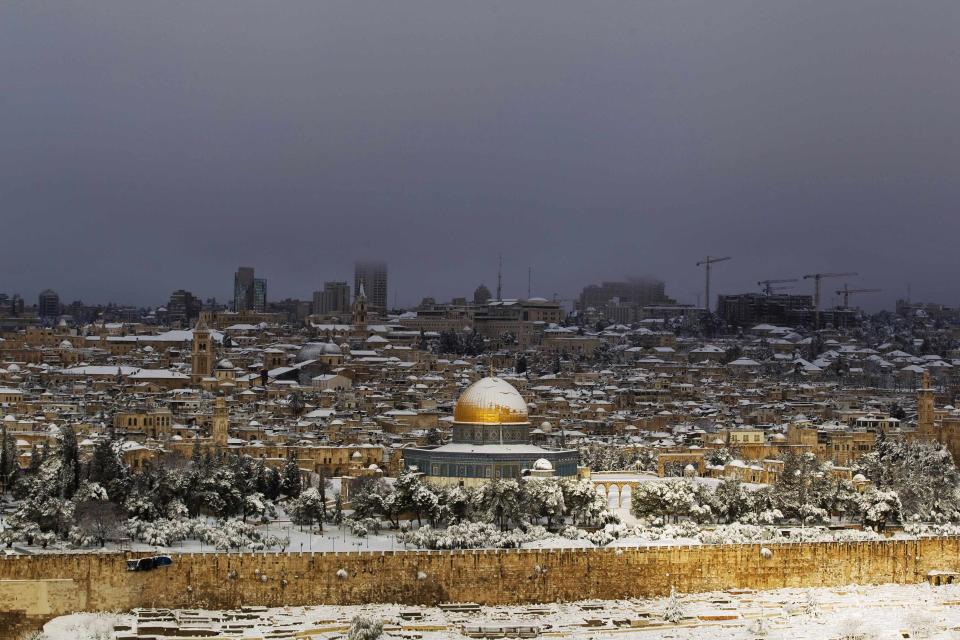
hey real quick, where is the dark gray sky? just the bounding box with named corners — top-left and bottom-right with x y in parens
top-left (2, 1), bottom-right (958, 310)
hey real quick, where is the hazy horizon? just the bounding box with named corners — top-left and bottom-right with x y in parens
top-left (2, 2), bottom-right (959, 311)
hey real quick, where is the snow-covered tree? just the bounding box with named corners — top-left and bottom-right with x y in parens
top-left (662, 587), bottom-right (685, 623)
top-left (710, 478), bottom-right (749, 524)
top-left (772, 452), bottom-right (831, 524)
top-left (280, 454), bottom-right (302, 498)
top-left (524, 478), bottom-right (565, 528)
top-left (347, 615), bottom-right (383, 640)
top-left (631, 479), bottom-right (712, 523)
top-left (856, 437), bottom-right (960, 520)
top-left (289, 487), bottom-right (326, 530)
top-left (474, 480), bottom-right (524, 531)
top-left (860, 488), bottom-right (902, 531)
top-left (561, 478), bottom-right (611, 526)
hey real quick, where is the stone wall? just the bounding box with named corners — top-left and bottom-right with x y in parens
top-left (2, 538), bottom-right (959, 638)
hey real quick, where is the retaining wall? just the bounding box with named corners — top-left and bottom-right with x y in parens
top-left (2, 537), bottom-right (958, 638)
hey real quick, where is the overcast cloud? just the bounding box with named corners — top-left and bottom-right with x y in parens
top-left (1, 1), bottom-right (958, 310)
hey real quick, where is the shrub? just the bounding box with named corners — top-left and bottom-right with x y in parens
top-left (347, 615), bottom-right (383, 640)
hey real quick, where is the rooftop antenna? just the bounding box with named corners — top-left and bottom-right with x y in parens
top-left (496, 253), bottom-right (503, 301)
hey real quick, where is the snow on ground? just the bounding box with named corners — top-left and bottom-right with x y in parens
top-left (42, 582), bottom-right (960, 640)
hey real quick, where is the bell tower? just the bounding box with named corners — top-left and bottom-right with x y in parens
top-left (191, 312), bottom-right (214, 384)
top-left (352, 282), bottom-right (367, 327)
top-left (917, 370), bottom-right (935, 435)
top-left (212, 396), bottom-right (229, 447)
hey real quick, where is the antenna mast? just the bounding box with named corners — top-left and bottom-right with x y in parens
top-left (496, 253), bottom-right (503, 301)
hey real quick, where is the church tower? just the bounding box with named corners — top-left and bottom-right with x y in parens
top-left (352, 282), bottom-right (368, 327)
top-left (212, 396), bottom-right (229, 447)
top-left (191, 312), bottom-right (215, 384)
top-left (917, 370), bottom-right (936, 435)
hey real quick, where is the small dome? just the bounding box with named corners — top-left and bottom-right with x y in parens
top-left (853, 473), bottom-right (867, 482)
top-left (217, 359), bottom-right (234, 370)
top-left (6, 364), bottom-right (20, 373)
top-left (540, 421), bottom-right (553, 433)
top-left (533, 458), bottom-right (553, 471)
top-left (59, 340), bottom-right (73, 349)
top-left (297, 342), bottom-right (341, 362)
top-left (351, 451), bottom-right (362, 459)
top-left (3, 415), bottom-right (15, 422)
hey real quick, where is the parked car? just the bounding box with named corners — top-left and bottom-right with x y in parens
top-left (125, 555), bottom-right (173, 571)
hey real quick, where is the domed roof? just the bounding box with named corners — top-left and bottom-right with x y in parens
top-left (453, 376), bottom-right (528, 425)
top-left (533, 458), bottom-right (553, 471)
top-left (297, 341), bottom-right (341, 362)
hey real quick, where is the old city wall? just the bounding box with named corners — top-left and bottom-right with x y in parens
top-left (2, 538), bottom-right (960, 637)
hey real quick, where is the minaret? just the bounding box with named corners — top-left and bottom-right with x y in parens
top-left (212, 396), bottom-right (229, 447)
top-left (191, 312), bottom-right (214, 384)
top-left (353, 282), bottom-right (367, 327)
top-left (917, 370), bottom-right (935, 435)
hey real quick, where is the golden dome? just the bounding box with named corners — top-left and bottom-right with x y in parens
top-left (453, 376), bottom-right (529, 425)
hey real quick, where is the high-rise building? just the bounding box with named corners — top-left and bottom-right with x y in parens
top-left (233, 267), bottom-right (255, 312)
top-left (313, 281), bottom-right (351, 315)
top-left (253, 278), bottom-right (267, 313)
top-left (354, 261), bottom-right (388, 312)
top-left (38, 289), bottom-right (60, 318)
top-left (717, 293), bottom-right (813, 327)
top-left (576, 278), bottom-right (677, 322)
top-left (578, 278), bottom-right (674, 311)
top-left (167, 289), bottom-right (201, 326)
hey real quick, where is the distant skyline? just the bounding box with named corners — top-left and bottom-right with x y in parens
top-left (2, 2), bottom-right (958, 311)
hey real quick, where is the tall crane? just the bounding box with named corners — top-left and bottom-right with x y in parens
top-left (836, 284), bottom-right (881, 308)
top-left (803, 271), bottom-right (858, 328)
top-left (757, 278), bottom-right (798, 295)
top-left (696, 256), bottom-right (731, 313)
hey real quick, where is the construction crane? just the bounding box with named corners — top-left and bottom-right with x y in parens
top-left (696, 256), bottom-right (731, 313)
top-left (757, 278), bottom-right (798, 295)
top-left (836, 284), bottom-right (881, 308)
top-left (803, 271), bottom-right (858, 328)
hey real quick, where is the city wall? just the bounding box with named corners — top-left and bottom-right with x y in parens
top-left (2, 537), bottom-right (959, 637)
